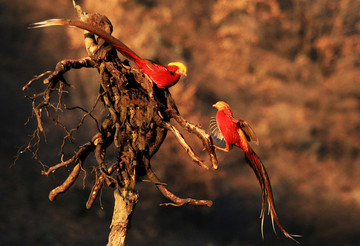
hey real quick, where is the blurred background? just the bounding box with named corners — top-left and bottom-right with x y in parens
top-left (1, 0), bottom-right (360, 245)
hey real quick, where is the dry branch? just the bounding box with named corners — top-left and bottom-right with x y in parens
top-left (86, 163), bottom-right (117, 209)
top-left (48, 162), bottom-right (82, 201)
top-left (163, 121), bottom-right (208, 169)
top-left (170, 111), bottom-right (218, 170)
top-left (143, 154), bottom-right (213, 207)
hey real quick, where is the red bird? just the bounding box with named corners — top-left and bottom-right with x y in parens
top-left (210, 101), bottom-right (299, 242)
top-left (30, 19), bottom-right (187, 89)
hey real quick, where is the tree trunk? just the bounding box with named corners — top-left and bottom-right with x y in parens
top-left (107, 189), bottom-right (138, 246)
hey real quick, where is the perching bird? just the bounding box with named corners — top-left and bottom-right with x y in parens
top-left (29, 19), bottom-right (187, 89)
top-left (210, 101), bottom-right (299, 242)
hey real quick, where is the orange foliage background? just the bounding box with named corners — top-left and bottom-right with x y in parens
top-left (1, 0), bottom-right (359, 245)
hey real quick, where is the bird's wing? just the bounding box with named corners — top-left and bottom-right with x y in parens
top-left (143, 60), bottom-right (156, 71)
top-left (209, 117), bottom-right (226, 146)
top-left (141, 60), bottom-right (169, 72)
top-left (233, 118), bottom-right (259, 145)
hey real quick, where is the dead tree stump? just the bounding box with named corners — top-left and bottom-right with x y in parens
top-left (21, 10), bottom-right (217, 246)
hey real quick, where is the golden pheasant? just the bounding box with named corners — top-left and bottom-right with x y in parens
top-left (29, 19), bottom-right (187, 89)
top-left (210, 101), bottom-right (299, 242)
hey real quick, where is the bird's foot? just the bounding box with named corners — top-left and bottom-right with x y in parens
top-left (212, 145), bottom-right (229, 152)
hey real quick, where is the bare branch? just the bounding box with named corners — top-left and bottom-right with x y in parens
top-left (86, 163), bottom-right (118, 209)
top-left (143, 155), bottom-right (213, 207)
top-left (170, 111), bottom-right (218, 170)
top-left (48, 162), bottom-right (82, 201)
top-left (22, 71), bottom-right (52, 91)
top-left (163, 121), bottom-right (208, 170)
top-left (41, 142), bottom-right (94, 176)
top-left (163, 91), bottom-right (218, 169)
top-left (43, 57), bottom-right (96, 85)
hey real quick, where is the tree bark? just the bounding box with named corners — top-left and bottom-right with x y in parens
top-left (107, 189), bottom-right (138, 246)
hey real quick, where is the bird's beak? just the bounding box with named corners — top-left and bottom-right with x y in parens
top-left (212, 103), bottom-right (217, 108)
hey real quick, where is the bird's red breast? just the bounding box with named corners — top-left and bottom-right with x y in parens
top-left (216, 110), bottom-right (239, 145)
top-left (215, 104), bottom-right (250, 152)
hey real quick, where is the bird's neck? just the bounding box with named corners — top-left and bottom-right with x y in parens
top-left (220, 108), bottom-right (233, 118)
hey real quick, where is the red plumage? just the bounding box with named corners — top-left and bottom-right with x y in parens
top-left (211, 101), bottom-right (299, 243)
top-left (134, 60), bottom-right (181, 89)
top-left (215, 109), bottom-right (249, 152)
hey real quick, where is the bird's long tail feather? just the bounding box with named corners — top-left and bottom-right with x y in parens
top-left (29, 19), bottom-right (141, 62)
top-left (244, 150), bottom-right (300, 243)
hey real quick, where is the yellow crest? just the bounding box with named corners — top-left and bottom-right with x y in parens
top-left (168, 62), bottom-right (187, 76)
top-left (212, 101), bottom-right (230, 110)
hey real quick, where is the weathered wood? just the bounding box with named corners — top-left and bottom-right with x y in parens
top-left (107, 189), bottom-right (138, 246)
